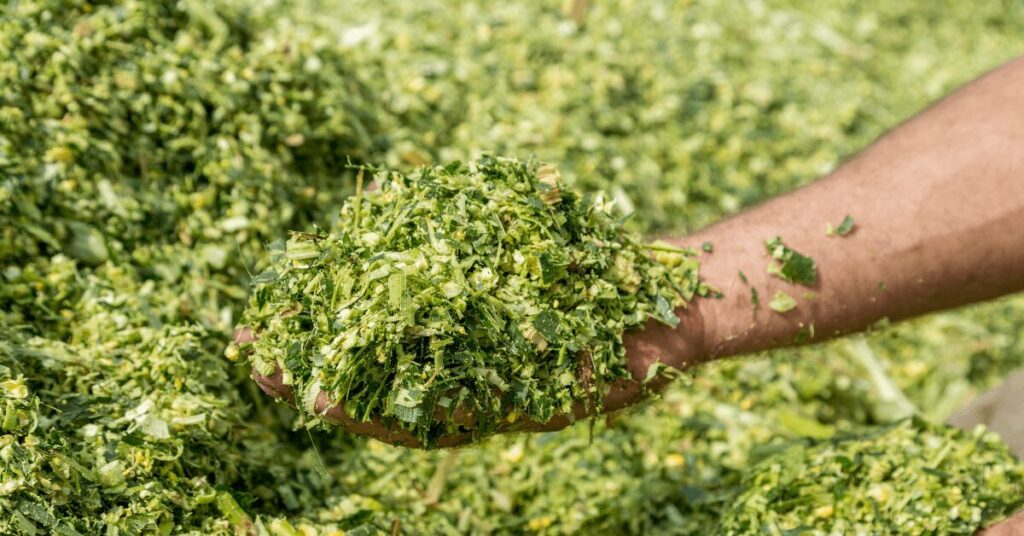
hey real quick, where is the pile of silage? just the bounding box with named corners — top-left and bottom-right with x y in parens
top-left (328, 0), bottom-right (1024, 233)
top-left (2, 0), bottom-right (1024, 534)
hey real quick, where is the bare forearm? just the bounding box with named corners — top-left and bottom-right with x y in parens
top-left (673, 57), bottom-right (1024, 361)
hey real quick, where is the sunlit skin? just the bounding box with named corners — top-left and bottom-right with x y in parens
top-left (246, 57), bottom-right (1024, 530)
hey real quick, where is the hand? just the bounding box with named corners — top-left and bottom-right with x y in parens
top-left (982, 511), bottom-right (1024, 535)
top-left (239, 305), bottom-right (706, 448)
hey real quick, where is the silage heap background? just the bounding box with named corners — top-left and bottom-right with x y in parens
top-left (2, 0), bottom-right (1024, 533)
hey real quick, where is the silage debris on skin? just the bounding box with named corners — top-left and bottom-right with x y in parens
top-left (242, 157), bottom-right (709, 445)
top-left (768, 291), bottom-right (798, 314)
top-left (827, 215), bottom-right (856, 237)
top-left (765, 237), bottom-right (817, 286)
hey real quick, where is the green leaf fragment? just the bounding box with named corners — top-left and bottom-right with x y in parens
top-left (63, 222), bottom-right (109, 266)
top-left (778, 410), bottom-right (835, 439)
top-left (766, 237), bottom-right (817, 285)
top-left (836, 215), bottom-right (856, 236)
top-left (532, 310), bottom-right (562, 344)
top-left (652, 295), bottom-right (680, 327)
top-left (286, 236), bottom-right (321, 261)
top-left (793, 324), bottom-right (815, 344)
top-left (769, 291), bottom-right (798, 313)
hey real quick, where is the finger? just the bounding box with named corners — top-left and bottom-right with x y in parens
top-left (250, 358), bottom-right (475, 446)
top-left (315, 392), bottom-right (422, 447)
top-left (250, 368), bottom-right (455, 448)
top-left (253, 357), bottom-right (477, 423)
top-left (314, 393), bottom-right (474, 448)
top-left (252, 367), bottom-right (293, 400)
top-left (431, 400), bottom-right (476, 427)
top-left (234, 327), bottom-right (256, 345)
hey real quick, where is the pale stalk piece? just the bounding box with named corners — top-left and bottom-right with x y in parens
top-left (424, 450), bottom-right (460, 505)
top-left (844, 337), bottom-right (918, 423)
top-left (215, 491), bottom-right (255, 535)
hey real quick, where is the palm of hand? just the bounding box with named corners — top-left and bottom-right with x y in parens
top-left (240, 315), bottom-right (702, 448)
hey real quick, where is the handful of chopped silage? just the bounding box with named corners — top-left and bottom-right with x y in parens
top-left (242, 156), bottom-right (707, 443)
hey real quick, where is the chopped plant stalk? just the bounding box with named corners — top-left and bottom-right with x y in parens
top-left (778, 410), bottom-right (835, 440)
top-left (215, 491), bottom-right (255, 534)
top-left (243, 157), bottom-right (707, 444)
top-left (765, 237), bottom-right (817, 285)
top-left (769, 291), bottom-right (798, 313)
top-left (701, 241), bottom-right (714, 253)
top-left (845, 338), bottom-right (918, 423)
